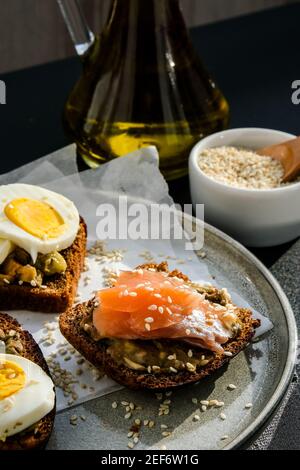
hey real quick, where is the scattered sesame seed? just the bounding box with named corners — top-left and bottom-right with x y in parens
top-left (224, 351), bottom-right (233, 357)
top-left (148, 420), bottom-right (155, 428)
top-left (154, 293), bottom-right (162, 298)
top-left (135, 419), bottom-right (141, 425)
top-left (167, 296), bottom-right (172, 304)
top-left (220, 413), bottom-right (227, 420)
top-left (187, 349), bottom-right (193, 358)
top-left (158, 306), bottom-right (164, 314)
top-left (215, 401), bottom-right (225, 408)
top-left (245, 403), bottom-right (253, 409)
top-left (127, 431), bottom-right (134, 438)
top-left (228, 384), bottom-right (237, 390)
top-left (144, 420), bottom-right (149, 426)
top-left (185, 329), bottom-right (191, 335)
top-left (127, 442), bottom-right (134, 449)
top-left (192, 398), bottom-right (198, 404)
top-left (162, 431), bottom-right (171, 437)
top-left (200, 400), bottom-right (209, 406)
top-left (169, 367), bottom-right (178, 373)
top-left (201, 405), bottom-right (207, 412)
top-left (161, 424), bottom-right (168, 429)
top-left (193, 415), bottom-right (201, 421)
top-left (165, 391), bottom-right (172, 397)
top-left (186, 362), bottom-right (196, 372)
top-left (124, 412), bottom-right (132, 419)
top-left (133, 436), bottom-right (139, 444)
top-left (209, 399), bottom-right (219, 406)
top-left (221, 435), bottom-right (229, 441)
top-left (145, 323), bottom-right (151, 331)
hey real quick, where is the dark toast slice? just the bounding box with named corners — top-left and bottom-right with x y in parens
top-left (0, 313), bottom-right (55, 450)
top-left (0, 219), bottom-right (87, 313)
top-left (59, 263), bottom-right (260, 390)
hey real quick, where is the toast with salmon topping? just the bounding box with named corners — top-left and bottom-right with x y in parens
top-left (59, 262), bottom-right (260, 390)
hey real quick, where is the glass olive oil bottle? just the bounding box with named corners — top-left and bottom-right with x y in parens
top-left (59, 0), bottom-right (229, 180)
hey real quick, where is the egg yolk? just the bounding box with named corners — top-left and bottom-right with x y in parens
top-left (4, 198), bottom-right (67, 239)
top-left (0, 360), bottom-right (26, 400)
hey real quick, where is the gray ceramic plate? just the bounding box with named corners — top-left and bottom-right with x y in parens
top-left (48, 221), bottom-right (297, 450)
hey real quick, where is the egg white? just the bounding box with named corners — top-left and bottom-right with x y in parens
top-left (0, 238), bottom-right (14, 264)
top-left (0, 184), bottom-right (80, 262)
top-left (0, 353), bottom-right (55, 440)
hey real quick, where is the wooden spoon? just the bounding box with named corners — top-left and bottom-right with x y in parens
top-left (257, 136), bottom-right (300, 183)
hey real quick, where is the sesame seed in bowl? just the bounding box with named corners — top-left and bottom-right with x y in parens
top-left (197, 146), bottom-right (290, 190)
top-left (189, 128), bottom-right (300, 247)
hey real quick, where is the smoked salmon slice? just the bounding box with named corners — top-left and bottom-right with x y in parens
top-left (93, 269), bottom-right (239, 353)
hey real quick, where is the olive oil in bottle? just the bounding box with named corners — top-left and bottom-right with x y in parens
top-left (61, 0), bottom-right (229, 180)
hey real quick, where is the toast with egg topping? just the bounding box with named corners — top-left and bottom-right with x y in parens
top-left (0, 184), bottom-right (87, 313)
top-left (0, 219), bottom-right (87, 313)
top-left (59, 262), bottom-right (260, 390)
top-left (0, 313), bottom-right (55, 450)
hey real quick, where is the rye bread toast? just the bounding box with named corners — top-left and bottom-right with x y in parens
top-left (59, 263), bottom-right (260, 390)
top-left (0, 313), bottom-right (55, 450)
top-left (0, 219), bottom-right (87, 313)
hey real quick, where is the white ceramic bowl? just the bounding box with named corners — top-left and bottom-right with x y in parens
top-left (189, 128), bottom-right (300, 247)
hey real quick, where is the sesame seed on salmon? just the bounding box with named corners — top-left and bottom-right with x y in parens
top-left (92, 269), bottom-right (240, 353)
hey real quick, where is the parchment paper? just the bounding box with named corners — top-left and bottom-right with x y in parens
top-left (0, 145), bottom-right (272, 411)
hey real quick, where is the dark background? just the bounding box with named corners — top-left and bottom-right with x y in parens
top-left (0, 0), bottom-right (296, 74)
top-left (1, 4), bottom-right (299, 266)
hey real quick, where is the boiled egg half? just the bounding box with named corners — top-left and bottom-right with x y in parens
top-left (0, 184), bottom-right (79, 262)
top-left (0, 353), bottom-right (55, 440)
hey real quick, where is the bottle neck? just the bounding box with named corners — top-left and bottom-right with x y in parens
top-left (106, 0), bottom-right (186, 38)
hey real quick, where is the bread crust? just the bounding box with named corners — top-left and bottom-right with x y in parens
top-left (0, 219), bottom-right (87, 313)
top-left (59, 264), bottom-right (260, 390)
top-left (0, 313), bottom-right (55, 450)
